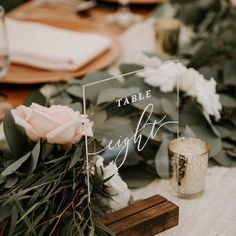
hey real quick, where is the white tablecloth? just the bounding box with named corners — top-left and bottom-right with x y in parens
top-left (116, 19), bottom-right (236, 236)
top-left (131, 166), bottom-right (236, 236)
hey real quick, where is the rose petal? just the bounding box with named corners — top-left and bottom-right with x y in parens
top-left (46, 119), bottom-right (77, 144)
top-left (27, 109), bottom-right (62, 138)
top-left (11, 109), bottom-right (40, 141)
top-left (31, 103), bottom-right (49, 112)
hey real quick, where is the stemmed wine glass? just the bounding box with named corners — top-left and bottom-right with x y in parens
top-left (0, 6), bottom-right (9, 78)
top-left (107, 0), bottom-right (142, 26)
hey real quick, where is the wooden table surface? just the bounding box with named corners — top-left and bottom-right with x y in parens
top-left (0, 0), bottom-right (157, 107)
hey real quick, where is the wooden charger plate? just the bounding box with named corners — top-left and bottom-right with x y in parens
top-left (101, 0), bottom-right (164, 4)
top-left (0, 18), bottom-right (120, 84)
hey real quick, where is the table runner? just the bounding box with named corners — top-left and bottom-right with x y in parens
top-left (114, 18), bottom-right (236, 236)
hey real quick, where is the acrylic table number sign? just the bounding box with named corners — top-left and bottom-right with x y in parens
top-left (82, 62), bottom-right (180, 199)
top-left (81, 62), bottom-right (180, 235)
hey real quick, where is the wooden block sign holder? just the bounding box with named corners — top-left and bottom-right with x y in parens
top-left (99, 194), bottom-right (179, 236)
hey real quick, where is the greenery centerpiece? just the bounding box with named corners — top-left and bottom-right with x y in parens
top-left (0, 95), bottom-right (131, 235)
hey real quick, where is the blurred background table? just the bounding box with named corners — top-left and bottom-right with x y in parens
top-left (0, 0), bottom-right (158, 107)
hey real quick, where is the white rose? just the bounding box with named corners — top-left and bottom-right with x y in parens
top-left (138, 61), bottom-right (187, 92)
top-left (191, 78), bottom-right (222, 120)
top-left (181, 69), bottom-right (222, 120)
top-left (96, 156), bottom-right (130, 211)
top-left (138, 58), bottom-right (222, 120)
top-left (11, 103), bottom-right (93, 145)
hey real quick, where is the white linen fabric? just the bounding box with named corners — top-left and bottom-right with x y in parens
top-left (6, 18), bottom-right (112, 71)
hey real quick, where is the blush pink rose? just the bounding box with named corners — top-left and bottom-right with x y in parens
top-left (11, 103), bottom-right (93, 145)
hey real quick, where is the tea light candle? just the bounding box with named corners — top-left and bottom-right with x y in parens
top-left (168, 137), bottom-right (210, 199)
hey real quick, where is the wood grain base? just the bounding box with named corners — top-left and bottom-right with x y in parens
top-left (99, 194), bottom-right (179, 236)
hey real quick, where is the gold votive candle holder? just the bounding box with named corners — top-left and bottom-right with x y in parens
top-left (168, 137), bottom-right (210, 199)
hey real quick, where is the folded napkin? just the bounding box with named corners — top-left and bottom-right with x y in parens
top-left (6, 18), bottom-right (112, 71)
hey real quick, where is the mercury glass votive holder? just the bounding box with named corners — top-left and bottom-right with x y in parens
top-left (168, 137), bottom-right (210, 199)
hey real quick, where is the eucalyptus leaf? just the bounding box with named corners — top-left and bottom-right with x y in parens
top-left (90, 110), bottom-right (107, 126)
top-left (23, 91), bottom-right (46, 107)
top-left (52, 93), bottom-right (72, 106)
top-left (69, 146), bottom-right (82, 169)
top-left (66, 85), bottom-right (83, 98)
top-left (160, 98), bottom-right (177, 120)
top-left (17, 202), bottom-right (40, 223)
top-left (95, 117), bottom-right (133, 143)
top-left (212, 151), bottom-right (236, 167)
top-left (190, 125), bottom-right (222, 157)
top-left (227, 150), bottom-right (236, 159)
top-left (0, 205), bottom-right (11, 222)
top-left (67, 102), bottom-right (82, 112)
top-left (155, 136), bottom-right (171, 179)
top-left (14, 200), bottom-right (37, 236)
top-left (41, 142), bottom-right (54, 159)
top-left (95, 222), bottom-right (116, 236)
top-left (215, 125), bottom-right (231, 138)
top-left (28, 141), bottom-right (41, 173)
top-left (0, 174), bottom-right (7, 184)
top-left (3, 111), bottom-right (29, 158)
top-left (81, 71), bottom-right (121, 102)
top-left (102, 141), bottom-right (139, 166)
top-left (181, 125), bottom-right (196, 138)
top-left (132, 97), bottom-right (161, 114)
top-left (199, 66), bottom-right (219, 80)
top-left (81, 71), bottom-right (112, 85)
top-left (4, 174), bottom-right (19, 188)
top-left (229, 129), bottom-right (236, 142)
top-left (119, 63), bottom-right (144, 75)
top-left (222, 141), bottom-right (235, 150)
top-left (141, 122), bottom-right (163, 142)
top-left (89, 225), bottom-right (95, 236)
top-left (181, 102), bottom-right (220, 136)
top-left (223, 75), bottom-right (236, 86)
top-left (120, 163), bottom-right (156, 189)
top-left (9, 205), bottom-right (18, 236)
top-left (220, 94), bottom-right (236, 108)
top-left (223, 60), bottom-right (236, 86)
top-left (97, 87), bottom-right (140, 105)
top-left (1, 152), bottom-right (31, 176)
top-left (0, 139), bottom-right (10, 151)
top-left (202, 112), bottom-right (220, 137)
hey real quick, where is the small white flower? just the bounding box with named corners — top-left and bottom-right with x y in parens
top-left (96, 156), bottom-right (130, 211)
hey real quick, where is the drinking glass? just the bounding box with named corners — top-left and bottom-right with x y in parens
top-left (0, 6), bottom-right (9, 78)
top-left (107, 0), bottom-right (142, 26)
top-left (168, 137), bottom-right (210, 199)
